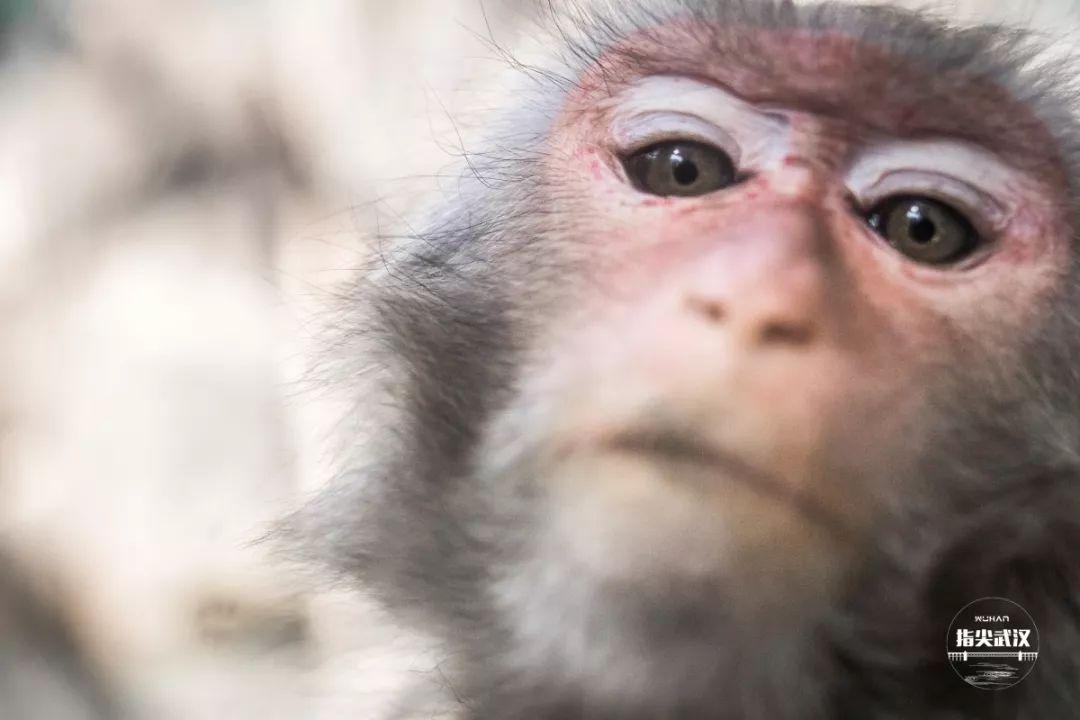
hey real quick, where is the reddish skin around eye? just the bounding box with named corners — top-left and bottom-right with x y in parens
top-left (549, 21), bottom-right (1073, 346)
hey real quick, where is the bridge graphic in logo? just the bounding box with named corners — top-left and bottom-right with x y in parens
top-left (947, 651), bottom-right (1039, 662)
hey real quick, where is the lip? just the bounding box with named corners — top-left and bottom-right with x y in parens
top-left (602, 425), bottom-right (849, 540)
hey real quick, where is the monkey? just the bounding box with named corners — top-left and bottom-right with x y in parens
top-left (287, 1), bottom-right (1080, 718)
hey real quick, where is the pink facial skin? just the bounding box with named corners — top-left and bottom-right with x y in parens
top-left (533, 21), bottom-right (1075, 527)
top-left (548, 20), bottom-right (1072, 353)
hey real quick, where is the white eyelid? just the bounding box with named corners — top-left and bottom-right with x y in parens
top-left (857, 171), bottom-right (1004, 230)
top-left (612, 112), bottom-right (742, 164)
top-left (847, 141), bottom-right (1017, 230)
top-left (607, 75), bottom-right (790, 170)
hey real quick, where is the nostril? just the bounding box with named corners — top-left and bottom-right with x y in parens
top-left (758, 320), bottom-right (814, 345)
top-left (686, 296), bottom-right (727, 323)
top-left (684, 294), bottom-right (816, 345)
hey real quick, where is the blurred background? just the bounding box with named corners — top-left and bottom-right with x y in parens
top-left (0, 0), bottom-right (1077, 718)
top-left (0, 1), bottom-right (530, 717)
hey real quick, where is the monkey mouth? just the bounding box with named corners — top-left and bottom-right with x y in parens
top-left (603, 426), bottom-right (849, 540)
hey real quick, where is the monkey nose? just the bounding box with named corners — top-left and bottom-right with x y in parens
top-left (684, 285), bottom-right (818, 347)
top-left (674, 204), bottom-right (837, 349)
top-left (681, 256), bottom-right (830, 349)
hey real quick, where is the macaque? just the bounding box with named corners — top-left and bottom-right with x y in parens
top-left (293, 1), bottom-right (1080, 718)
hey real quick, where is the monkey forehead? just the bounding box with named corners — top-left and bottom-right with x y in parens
top-left (557, 17), bottom-right (1069, 186)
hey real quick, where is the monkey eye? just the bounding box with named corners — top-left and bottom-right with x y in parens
top-left (865, 195), bottom-right (980, 265)
top-left (622, 140), bottom-right (737, 197)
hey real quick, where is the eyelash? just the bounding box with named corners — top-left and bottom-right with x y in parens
top-left (611, 115), bottom-right (743, 166)
top-left (852, 185), bottom-right (1002, 240)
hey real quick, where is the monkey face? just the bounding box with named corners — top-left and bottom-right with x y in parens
top-left (458, 19), bottom-right (1075, 707)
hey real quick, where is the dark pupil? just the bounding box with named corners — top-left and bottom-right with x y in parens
top-left (906, 205), bottom-right (937, 244)
top-left (671, 152), bottom-right (699, 186)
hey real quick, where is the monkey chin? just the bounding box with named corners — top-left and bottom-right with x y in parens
top-left (488, 445), bottom-right (852, 709)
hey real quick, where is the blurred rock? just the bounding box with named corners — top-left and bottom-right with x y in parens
top-left (0, 0), bottom-right (527, 717)
top-left (0, 554), bottom-right (117, 720)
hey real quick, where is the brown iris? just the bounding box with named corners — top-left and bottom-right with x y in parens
top-left (866, 196), bottom-right (979, 265)
top-left (623, 141), bottom-right (737, 197)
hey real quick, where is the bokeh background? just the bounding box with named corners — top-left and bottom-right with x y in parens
top-left (0, 0), bottom-right (1077, 718)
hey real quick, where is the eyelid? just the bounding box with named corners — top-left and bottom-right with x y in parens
top-left (610, 112), bottom-right (742, 166)
top-left (853, 170), bottom-right (1008, 235)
